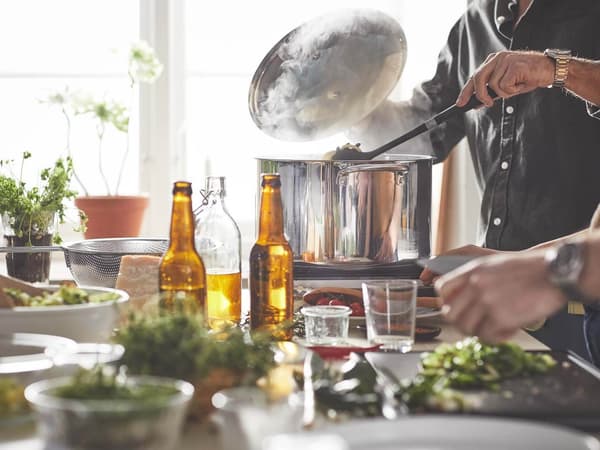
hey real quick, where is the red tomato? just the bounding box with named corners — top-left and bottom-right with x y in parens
top-left (349, 302), bottom-right (365, 316)
top-left (328, 298), bottom-right (346, 306)
top-left (316, 297), bottom-right (330, 306)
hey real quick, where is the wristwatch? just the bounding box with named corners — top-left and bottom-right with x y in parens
top-left (545, 242), bottom-right (588, 301)
top-left (543, 48), bottom-right (572, 88)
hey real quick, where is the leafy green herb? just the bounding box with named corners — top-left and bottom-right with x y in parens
top-left (4, 286), bottom-right (120, 307)
top-left (113, 312), bottom-right (276, 384)
top-left (0, 378), bottom-right (28, 418)
top-left (306, 338), bottom-right (557, 418)
top-left (0, 152), bottom-right (86, 244)
top-left (51, 367), bottom-right (178, 405)
top-left (399, 337), bottom-right (556, 411)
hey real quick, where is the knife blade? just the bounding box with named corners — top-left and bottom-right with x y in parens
top-left (417, 255), bottom-right (480, 276)
top-left (303, 350), bottom-right (325, 428)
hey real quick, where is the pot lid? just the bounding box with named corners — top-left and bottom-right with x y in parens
top-left (248, 8), bottom-right (407, 142)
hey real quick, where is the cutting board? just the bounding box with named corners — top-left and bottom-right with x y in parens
top-left (367, 351), bottom-right (600, 431)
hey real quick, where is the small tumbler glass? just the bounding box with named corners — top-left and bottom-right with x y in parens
top-left (301, 305), bottom-right (351, 345)
top-left (362, 280), bottom-right (417, 352)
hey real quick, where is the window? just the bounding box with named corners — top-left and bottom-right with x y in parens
top-left (0, 0), bottom-right (466, 262)
top-left (0, 1), bottom-right (140, 242)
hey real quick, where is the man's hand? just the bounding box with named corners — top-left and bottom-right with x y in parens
top-left (435, 250), bottom-right (567, 343)
top-left (419, 245), bottom-right (499, 285)
top-left (457, 51), bottom-right (554, 107)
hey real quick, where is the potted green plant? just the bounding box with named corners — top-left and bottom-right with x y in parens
top-left (0, 152), bottom-right (85, 282)
top-left (45, 41), bottom-right (163, 239)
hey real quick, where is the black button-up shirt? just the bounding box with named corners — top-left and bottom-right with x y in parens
top-left (354, 0), bottom-right (600, 251)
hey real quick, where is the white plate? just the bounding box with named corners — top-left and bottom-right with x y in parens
top-left (320, 416), bottom-right (600, 450)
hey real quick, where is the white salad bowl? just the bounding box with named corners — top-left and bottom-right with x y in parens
top-left (0, 286), bottom-right (129, 342)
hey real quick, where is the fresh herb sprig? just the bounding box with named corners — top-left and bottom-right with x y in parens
top-left (306, 338), bottom-right (557, 417)
top-left (0, 378), bottom-right (28, 418)
top-left (399, 337), bottom-right (556, 410)
top-left (51, 366), bottom-right (178, 404)
top-left (114, 312), bottom-right (276, 384)
top-left (0, 152), bottom-right (86, 244)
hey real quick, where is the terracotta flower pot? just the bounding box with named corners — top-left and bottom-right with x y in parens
top-left (75, 195), bottom-right (149, 239)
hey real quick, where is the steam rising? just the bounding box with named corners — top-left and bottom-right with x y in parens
top-left (252, 9), bottom-right (407, 142)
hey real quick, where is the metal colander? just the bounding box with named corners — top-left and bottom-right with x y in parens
top-left (0, 238), bottom-right (168, 288)
top-left (63, 238), bottom-right (168, 288)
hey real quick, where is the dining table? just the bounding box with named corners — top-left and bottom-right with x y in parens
top-left (0, 313), bottom-right (551, 450)
top-left (1, 256), bottom-right (599, 449)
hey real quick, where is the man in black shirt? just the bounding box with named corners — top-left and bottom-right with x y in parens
top-left (350, 0), bottom-right (600, 357)
top-left (434, 49), bottom-right (600, 363)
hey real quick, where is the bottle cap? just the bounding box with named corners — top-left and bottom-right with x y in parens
top-left (261, 173), bottom-right (281, 188)
top-left (173, 181), bottom-right (192, 195)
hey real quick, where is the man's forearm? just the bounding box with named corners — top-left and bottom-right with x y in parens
top-left (565, 58), bottom-right (600, 106)
top-left (574, 231), bottom-right (600, 301)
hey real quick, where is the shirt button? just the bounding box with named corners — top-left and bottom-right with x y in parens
top-left (497, 15), bottom-right (506, 24)
top-left (505, 106), bottom-right (514, 114)
top-left (493, 217), bottom-right (502, 226)
top-left (501, 161), bottom-right (509, 170)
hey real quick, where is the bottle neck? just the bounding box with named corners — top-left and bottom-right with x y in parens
top-left (257, 185), bottom-right (286, 243)
top-left (203, 177), bottom-right (227, 211)
top-left (169, 192), bottom-right (197, 249)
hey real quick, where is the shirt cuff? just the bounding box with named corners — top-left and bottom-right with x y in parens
top-left (585, 302), bottom-right (600, 312)
top-left (587, 102), bottom-right (600, 120)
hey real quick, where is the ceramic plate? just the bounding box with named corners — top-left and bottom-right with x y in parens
top-left (319, 416), bottom-right (600, 450)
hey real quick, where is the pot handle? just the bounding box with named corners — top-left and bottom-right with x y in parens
top-left (336, 163), bottom-right (409, 184)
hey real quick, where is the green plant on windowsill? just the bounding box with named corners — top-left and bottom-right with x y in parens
top-left (0, 152), bottom-right (86, 282)
top-left (43, 41), bottom-right (163, 197)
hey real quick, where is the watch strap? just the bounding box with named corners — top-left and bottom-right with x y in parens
top-left (544, 49), bottom-right (571, 88)
top-left (559, 283), bottom-right (590, 303)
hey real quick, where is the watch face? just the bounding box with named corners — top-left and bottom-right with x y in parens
top-left (550, 243), bottom-right (584, 283)
top-left (545, 48), bottom-right (571, 59)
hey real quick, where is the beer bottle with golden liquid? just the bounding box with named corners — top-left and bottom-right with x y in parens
top-left (195, 176), bottom-right (242, 330)
top-left (250, 173), bottom-right (293, 340)
top-left (159, 181), bottom-right (206, 312)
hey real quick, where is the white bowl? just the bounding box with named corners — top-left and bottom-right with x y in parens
top-left (0, 333), bottom-right (124, 427)
top-left (0, 286), bottom-right (129, 342)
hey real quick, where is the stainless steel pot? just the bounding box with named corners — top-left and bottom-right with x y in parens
top-left (257, 155), bottom-right (432, 264)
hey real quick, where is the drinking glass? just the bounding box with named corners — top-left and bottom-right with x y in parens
top-left (301, 305), bottom-right (351, 345)
top-left (361, 280), bottom-right (417, 352)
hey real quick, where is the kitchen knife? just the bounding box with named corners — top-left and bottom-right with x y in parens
top-left (417, 255), bottom-right (480, 276)
top-left (302, 350), bottom-right (325, 428)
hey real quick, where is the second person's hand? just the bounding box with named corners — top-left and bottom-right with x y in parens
top-left (419, 245), bottom-right (499, 286)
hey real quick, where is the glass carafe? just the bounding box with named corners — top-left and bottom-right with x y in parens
top-left (195, 176), bottom-right (242, 330)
